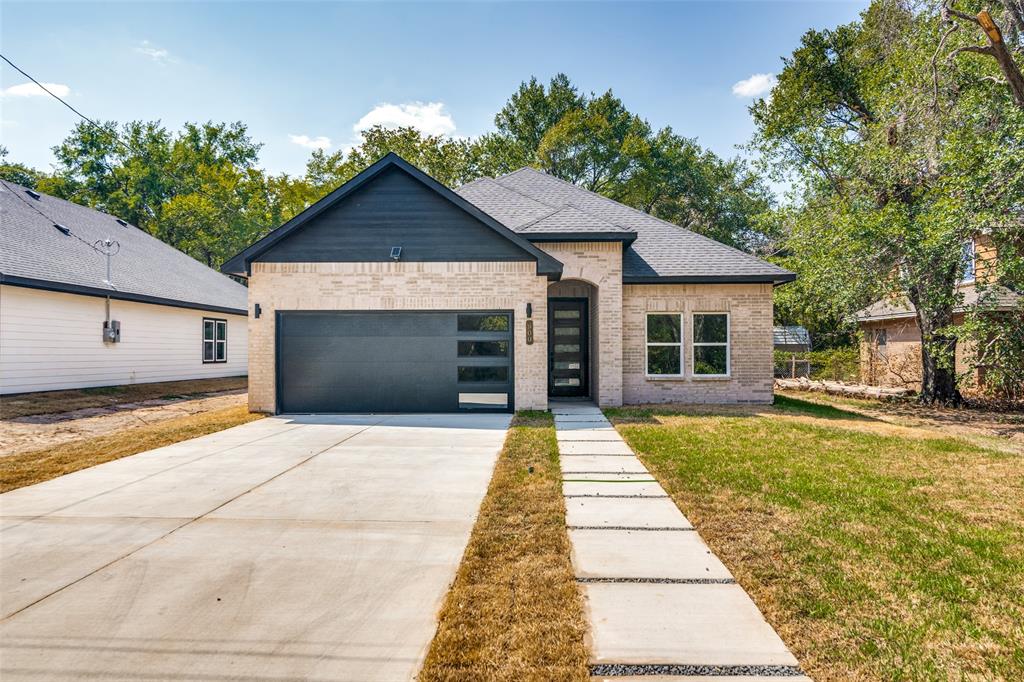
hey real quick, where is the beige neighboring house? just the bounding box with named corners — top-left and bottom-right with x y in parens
top-left (855, 233), bottom-right (1020, 389)
top-left (222, 154), bottom-right (794, 414)
top-left (0, 181), bottom-right (249, 394)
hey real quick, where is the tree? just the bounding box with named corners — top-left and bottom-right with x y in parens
top-left (0, 146), bottom-right (45, 188)
top-left (753, 0), bottom-right (1024, 404)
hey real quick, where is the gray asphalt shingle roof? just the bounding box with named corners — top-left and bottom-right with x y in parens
top-left (457, 167), bottom-right (794, 283)
top-left (0, 180), bottom-right (248, 313)
top-left (855, 285), bottom-right (1021, 322)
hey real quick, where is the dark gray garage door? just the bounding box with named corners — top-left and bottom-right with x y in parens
top-left (276, 311), bottom-right (514, 413)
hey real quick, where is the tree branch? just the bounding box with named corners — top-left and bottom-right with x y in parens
top-left (943, 2), bottom-right (1024, 108)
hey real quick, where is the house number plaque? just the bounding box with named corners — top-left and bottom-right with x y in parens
top-left (526, 320), bottom-right (534, 345)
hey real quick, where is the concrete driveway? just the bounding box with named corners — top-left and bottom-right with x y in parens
top-left (0, 413), bottom-right (510, 681)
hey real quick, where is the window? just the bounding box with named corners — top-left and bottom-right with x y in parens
top-left (961, 239), bottom-right (976, 283)
top-left (692, 313), bottom-right (729, 377)
top-left (458, 366), bottom-right (509, 383)
top-left (458, 340), bottom-right (508, 357)
top-left (203, 318), bottom-right (226, 363)
top-left (458, 314), bottom-right (509, 332)
top-left (646, 313), bottom-right (683, 376)
top-left (875, 329), bottom-right (887, 346)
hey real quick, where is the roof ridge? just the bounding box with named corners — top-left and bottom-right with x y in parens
top-left (497, 167), bottom-right (792, 274)
top-left (513, 205), bottom-right (565, 231)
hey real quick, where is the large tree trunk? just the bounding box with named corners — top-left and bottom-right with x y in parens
top-left (913, 300), bottom-right (964, 406)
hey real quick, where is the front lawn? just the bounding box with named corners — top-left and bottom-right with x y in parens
top-left (419, 411), bottom-right (589, 681)
top-left (606, 395), bottom-right (1024, 682)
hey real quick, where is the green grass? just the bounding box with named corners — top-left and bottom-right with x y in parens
top-left (606, 396), bottom-right (1024, 682)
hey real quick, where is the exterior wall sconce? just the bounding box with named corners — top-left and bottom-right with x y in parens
top-left (390, 246), bottom-right (402, 261)
top-left (254, 303), bottom-right (262, 319)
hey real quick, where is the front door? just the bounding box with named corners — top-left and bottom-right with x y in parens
top-left (548, 298), bottom-right (588, 397)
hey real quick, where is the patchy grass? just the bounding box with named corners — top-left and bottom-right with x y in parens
top-left (0, 405), bottom-right (262, 493)
top-left (0, 377), bottom-right (247, 420)
top-left (419, 411), bottom-right (589, 682)
top-left (606, 396), bottom-right (1024, 682)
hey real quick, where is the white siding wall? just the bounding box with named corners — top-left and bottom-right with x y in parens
top-left (0, 285), bottom-right (247, 394)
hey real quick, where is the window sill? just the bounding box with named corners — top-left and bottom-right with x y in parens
top-left (692, 374), bottom-right (731, 381)
top-left (645, 375), bottom-right (686, 381)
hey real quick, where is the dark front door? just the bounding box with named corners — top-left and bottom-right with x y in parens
top-left (548, 298), bottom-right (588, 397)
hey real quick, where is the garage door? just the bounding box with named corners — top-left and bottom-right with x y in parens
top-left (276, 311), bottom-right (514, 413)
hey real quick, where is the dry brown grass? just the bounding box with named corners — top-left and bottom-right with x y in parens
top-left (418, 411), bottom-right (589, 682)
top-left (0, 405), bottom-right (262, 493)
top-left (0, 377), bottom-right (247, 420)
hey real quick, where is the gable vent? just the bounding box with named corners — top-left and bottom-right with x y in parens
top-left (26, 189), bottom-right (41, 200)
top-left (54, 223), bottom-right (71, 235)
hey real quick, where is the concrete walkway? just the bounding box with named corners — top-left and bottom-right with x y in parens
top-left (0, 413), bottom-right (509, 681)
top-left (552, 402), bottom-right (810, 681)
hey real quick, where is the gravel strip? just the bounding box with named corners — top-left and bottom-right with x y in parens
top-left (577, 577), bottom-right (736, 584)
top-left (567, 525), bottom-right (694, 531)
top-left (563, 494), bottom-right (670, 499)
top-left (590, 663), bottom-right (806, 677)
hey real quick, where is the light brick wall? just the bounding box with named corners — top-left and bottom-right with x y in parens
top-left (247, 262), bottom-right (550, 412)
top-left (537, 242), bottom-right (623, 406)
top-left (622, 283), bottom-right (774, 404)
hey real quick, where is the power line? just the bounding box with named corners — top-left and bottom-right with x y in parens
top-left (0, 53), bottom-right (267, 235)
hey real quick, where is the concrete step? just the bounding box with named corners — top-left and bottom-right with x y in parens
top-left (566, 496), bottom-right (692, 529)
top-left (584, 583), bottom-right (800, 667)
top-left (560, 440), bottom-right (635, 456)
top-left (570, 528), bottom-right (732, 580)
top-left (561, 455), bottom-right (649, 474)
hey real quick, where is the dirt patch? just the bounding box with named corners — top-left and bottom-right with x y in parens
top-left (0, 390), bottom-right (247, 457)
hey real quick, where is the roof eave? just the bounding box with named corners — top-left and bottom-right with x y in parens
top-left (623, 273), bottom-right (797, 285)
top-left (0, 274), bottom-right (247, 316)
top-left (523, 231), bottom-right (638, 246)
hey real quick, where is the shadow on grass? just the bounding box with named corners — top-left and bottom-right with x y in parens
top-left (604, 394), bottom-right (880, 425)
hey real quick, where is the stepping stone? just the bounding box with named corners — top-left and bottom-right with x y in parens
top-left (554, 414), bottom-right (609, 424)
top-left (570, 528), bottom-right (732, 580)
top-left (591, 676), bottom-right (812, 681)
top-left (563, 481), bottom-right (668, 497)
top-left (562, 473), bottom-right (657, 483)
top-left (555, 420), bottom-right (614, 430)
top-left (560, 441), bottom-right (635, 456)
top-left (560, 456), bottom-right (648, 474)
top-left (557, 430), bottom-right (623, 442)
top-left (584, 583), bottom-right (800, 666)
top-left (550, 404), bottom-right (604, 415)
top-left (565, 496), bottom-right (691, 529)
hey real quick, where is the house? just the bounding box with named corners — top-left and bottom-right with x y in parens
top-left (222, 153), bottom-right (794, 414)
top-left (855, 233), bottom-right (1020, 389)
top-left (773, 326), bottom-right (811, 353)
top-left (0, 180), bottom-right (248, 394)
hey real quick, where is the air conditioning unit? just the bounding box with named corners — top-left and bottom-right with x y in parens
top-left (103, 320), bottom-right (121, 343)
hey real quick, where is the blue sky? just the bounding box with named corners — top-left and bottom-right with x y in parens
top-left (2, 1), bottom-right (867, 179)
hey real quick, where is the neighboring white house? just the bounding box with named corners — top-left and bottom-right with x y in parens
top-left (0, 180), bottom-right (248, 394)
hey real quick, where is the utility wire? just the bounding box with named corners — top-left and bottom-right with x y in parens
top-left (0, 53), bottom-right (266, 235)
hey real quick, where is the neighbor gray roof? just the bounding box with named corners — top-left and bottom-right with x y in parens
top-left (0, 180), bottom-right (248, 314)
top-left (457, 168), bottom-right (794, 283)
top-left (773, 326), bottom-right (811, 346)
top-left (855, 285), bottom-right (1021, 322)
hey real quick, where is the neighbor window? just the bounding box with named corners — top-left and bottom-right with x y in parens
top-left (646, 313), bottom-right (683, 376)
top-left (961, 239), bottom-right (976, 283)
top-left (203, 318), bottom-right (226, 363)
top-left (692, 313), bottom-right (729, 377)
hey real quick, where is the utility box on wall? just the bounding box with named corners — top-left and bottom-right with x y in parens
top-left (103, 320), bottom-right (121, 343)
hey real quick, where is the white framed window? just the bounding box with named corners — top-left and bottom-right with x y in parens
top-left (961, 239), bottom-right (976, 283)
top-left (203, 318), bottom-right (227, 363)
top-left (645, 313), bottom-right (683, 377)
top-left (692, 313), bottom-right (730, 378)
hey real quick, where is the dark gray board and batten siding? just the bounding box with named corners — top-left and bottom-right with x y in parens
top-left (256, 166), bottom-right (533, 264)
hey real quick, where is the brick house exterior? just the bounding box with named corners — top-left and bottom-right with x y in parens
top-left (856, 234), bottom-right (1020, 390)
top-left (224, 154), bottom-right (794, 414)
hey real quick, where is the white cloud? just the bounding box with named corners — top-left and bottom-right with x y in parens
top-left (134, 40), bottom-right (175, 64)
top-left (2, 82), bottom-right (70, 98)
top-left (288, 134), bottom-right (332, 150)
top-left (354, 102), bottom-right (456, 136)
top-left (731, 73), bottom-right (777, 98)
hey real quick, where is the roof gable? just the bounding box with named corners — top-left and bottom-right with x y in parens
top-left (223, 154), bottom-right (562, 279)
